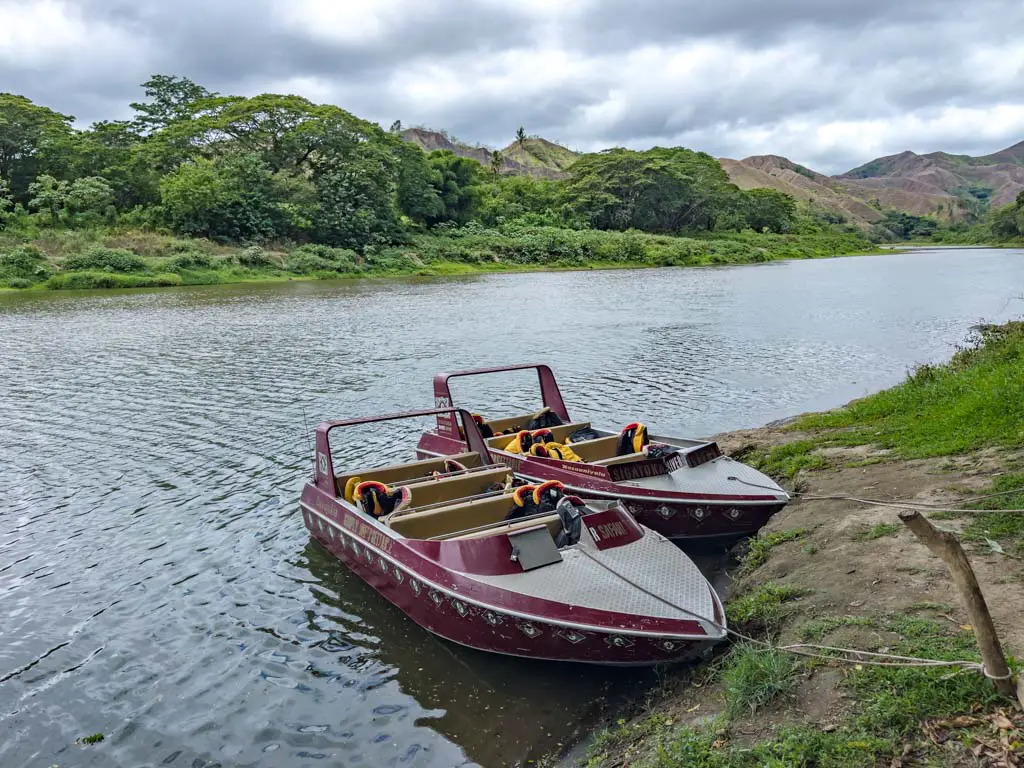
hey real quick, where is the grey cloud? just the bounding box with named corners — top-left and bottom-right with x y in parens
top-left (2, 0), bottom-right (1023, 173)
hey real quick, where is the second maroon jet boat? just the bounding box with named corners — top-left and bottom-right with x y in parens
top-left (416, 365), bottom-right (789, 541)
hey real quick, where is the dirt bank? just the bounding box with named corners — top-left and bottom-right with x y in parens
top-left (579, 423), bottom-right (1024, 767)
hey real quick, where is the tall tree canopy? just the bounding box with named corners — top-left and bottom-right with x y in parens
top-left (0, 74), bottom-right (814, 249)
top-left (564, 147), bottom-right (741, 232)
top-left (0, 94), bottom-right (75, 201)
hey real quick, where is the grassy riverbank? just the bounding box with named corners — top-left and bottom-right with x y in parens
top-left (582, 321), bottom-right (1024, 767)
top-left (0, 226), bottom-right (879, 292)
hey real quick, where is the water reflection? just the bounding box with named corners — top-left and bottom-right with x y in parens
top-left (301, 542), bottom-right (653, 767)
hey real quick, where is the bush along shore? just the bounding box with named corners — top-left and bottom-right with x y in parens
top-left (0, 227), bottom-right (879, 292)
top-left (580, 321), bottom-right (1024, 768)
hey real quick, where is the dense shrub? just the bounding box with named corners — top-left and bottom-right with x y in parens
top-left (7, 277), bottom-right (32, 289)
top-left (62, 246), bottom-right (149, 273)
top-left (0, 244), bottom-right (52, 283)
top-left (46, 271), bottom-right (182, 290)
top-left (284, 251), bottom-right (336, 274)
top-left (236, 245), bottom-right (275, 268)
top-left (290, 244), bottom-right (359, 270)
top-left (166, 250), bottom-right (220, 271)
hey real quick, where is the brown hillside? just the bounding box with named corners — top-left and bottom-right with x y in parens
top-left (840, 140), bottom-right (1024, 208)
top-left (399, 128), bottom-right (572, 179)
top-left (720, 156), bottom-right (882, 225)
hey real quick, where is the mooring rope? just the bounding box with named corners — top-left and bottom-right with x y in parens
top-left (727, 475), bottom-right (1024, 513)
top-left (575, 541), bottom-right (991, 676)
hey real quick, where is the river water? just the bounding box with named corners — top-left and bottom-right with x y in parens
top-left (1, 248), bottom-right (1022, 767)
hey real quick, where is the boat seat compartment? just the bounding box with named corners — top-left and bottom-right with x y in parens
top-left (447, 514), bottom-right (564, 541)
top-left (335, 452), bottom-right (481, 496)
top-left (387, 495), bottom-right (513, 539)
top-left (397, 467), bottom-right (512, 510)
top-left (481, 412), bottom-right (539, 434)
top-left (388, 494), bottom-right (564, 541)
top-left (486, 421), bottom-right (592, 448)
top-left (562, 435), bottom-right (620, 461)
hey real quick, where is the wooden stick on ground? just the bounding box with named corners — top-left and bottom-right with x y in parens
top-left (898, 511), bottom-right (1019, 702)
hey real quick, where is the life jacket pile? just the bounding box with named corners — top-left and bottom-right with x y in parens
top-left (504, 429), bottom-right (582, 462)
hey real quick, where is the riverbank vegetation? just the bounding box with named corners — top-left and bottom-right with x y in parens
top-left (869, 194), bottom-right (1024, 246)
top-left (584, 321), bottom-right (1024, 767)
top-left (0, 77), bottom-right (876, 291)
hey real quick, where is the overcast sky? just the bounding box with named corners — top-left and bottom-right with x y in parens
top-left (3, 0), bottom-right (1024, 174)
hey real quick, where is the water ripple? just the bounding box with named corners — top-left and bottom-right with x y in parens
top-left (1, 250), bottom-right (1022, 767)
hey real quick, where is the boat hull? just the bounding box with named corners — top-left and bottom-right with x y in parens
top-left (416, 433), bottom-right (786, 542)
top-left (300, 486), bottom-right (720, 665)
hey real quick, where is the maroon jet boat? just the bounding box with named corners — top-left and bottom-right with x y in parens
top-left (416, 365), bottom-right (789, 541)
top-left (300, 408), bottom-right (726, 665)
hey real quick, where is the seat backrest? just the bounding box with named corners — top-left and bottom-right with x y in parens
top-left (387, 494), bottom-right (516, 539)
top-left (335, 452), bottom-right (481, 496)
top-left (594, 452), bottom-right (645, 466)
top-left (487, 422), bottom-right (592, 450)
top-left (564, 435), bottom-right (619, 462)
top-left (445, 514), bottom-right (563, 541)
top-left (399, 466), bottom-right (511, 509)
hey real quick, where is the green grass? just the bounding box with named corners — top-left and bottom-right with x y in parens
top-left (962, 473), bottom-right (1024, 554)
top-left (745, 440), bottom-right (829, 480)
top-left (853, 522), bottom-right (901, 540)
top-left (592, 618), bottom-right (1013, 768)
top-left (720, 643), bottom-right (799, 718)
top-left (726, 582), bottom-right (807, 631)
top-left (738, 529), bottom-right (807, 577)
top-left (796, 322), bottom-right (1024, 458)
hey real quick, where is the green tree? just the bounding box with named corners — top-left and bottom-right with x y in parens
top-left (159, 154), bottom-right (280, 240)
top-left (0, 176), bottom-right (13, 227)
top-left (565, 147), bottom-right (740, 233)
top-left (28, 174), bottom-right (69, 224)
top-left (516, 127), bottom-right (527, 148)
top-left (490, 149), bottom-right (503, 176)
top-left (0, 94), bottom-right (74, 201)
top-left (130, 74), bottom-right (212, 134)
top-left (395, 143), bottom-right (444, 225)
top-left (65, 176), bottom-right (115, 221)
top-left (744, 188), bottom-right (798, 233)
top-left (427, 150), bottom-right (481, 226)
top-left (62, 120), bottom-right (157, 210)
top-left (389, 120), bottom-right (403, 133)
top-left (476, 174), bottom-right (564, 227)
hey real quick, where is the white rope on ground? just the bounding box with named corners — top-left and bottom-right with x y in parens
top-left (727, 475), bottom-right (1024, 513)
top-left (574, 543), bottom-right (990, 675)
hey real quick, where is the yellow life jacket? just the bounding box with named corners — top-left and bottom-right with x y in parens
top-left (618, 422), bottom-right (649, 456)
top-left (504, 431), bottom-right (533, 454)
top-left (545, 442), bottom-right (582, 462)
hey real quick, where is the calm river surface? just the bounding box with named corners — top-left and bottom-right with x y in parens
top-left (1, 248), bottom-right (1022, 767)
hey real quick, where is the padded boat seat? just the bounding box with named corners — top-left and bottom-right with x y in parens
top-left (393, 466), bottom-right (512, 511)
top-left (445, 514), bottom-right (563, 541)
top-left (486, 421), bottom-right (592, 449)
top-left (594, 451), bottom-right (646, 466)
top-left (335, 452), bottom-right (482, 496)
top-left (561, 435), bottom-right (620, 462)
top-left (387, 494), bottom-right (520, 540)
